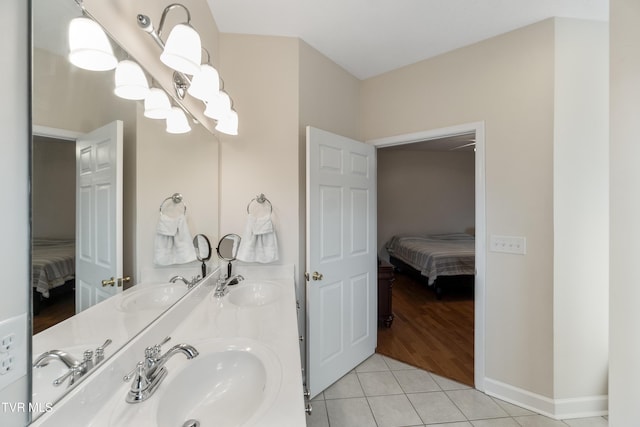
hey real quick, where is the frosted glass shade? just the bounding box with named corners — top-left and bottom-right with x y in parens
top-left (160, 24), bottom-right (202, 75)
top-left (187, 64), bottom-right (220, 102)
top-left (114, 60), bottom-right (149, 100)
top-left (203, 90), bottom-right (231, 121)
top-left (68, 17), bottom-right (117, 71)
top-left (215, 109), bottom-right (238, 136)
top-left (144, 88), bottom-right (172, 119)
top-left (166, 107), bottom-right (191, 134)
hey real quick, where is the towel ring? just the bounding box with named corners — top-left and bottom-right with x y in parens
top-left (246, 193), bottom-right (272, 214)
top-left (159, 193), bottom-right (187, 214)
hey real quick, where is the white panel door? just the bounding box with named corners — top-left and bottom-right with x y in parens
top-left (306, 126), bottom-right (377, 397)
top-left (76, 121), bottom-right (123, 313)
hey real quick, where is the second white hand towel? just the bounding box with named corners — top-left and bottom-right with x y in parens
top-left (237, 213), bottom-right (279, 263)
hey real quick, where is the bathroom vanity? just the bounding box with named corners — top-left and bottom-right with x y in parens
top-left (30, 265), bottom-right (306, 426)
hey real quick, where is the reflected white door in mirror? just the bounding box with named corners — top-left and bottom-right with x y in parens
top-left (75, 121), bottom-right (124, 312)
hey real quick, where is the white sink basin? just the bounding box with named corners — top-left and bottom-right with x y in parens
top-left (118, 282), bottom-right (188, 312)
top-left (155, 339), bottom-right (281, 427)
top-left (227, 281), bottom-right (281, 307)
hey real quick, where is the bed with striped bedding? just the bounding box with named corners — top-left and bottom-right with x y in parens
top-left (385, 233), bottom-right (475, 286)
top-left (32, 238), bottom-right (75, 298)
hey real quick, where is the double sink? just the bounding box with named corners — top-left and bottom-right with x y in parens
top-left (32, 270), bottom-right (305, 427)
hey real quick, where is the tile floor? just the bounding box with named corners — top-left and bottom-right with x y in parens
top-left (306, 354), bottom-right (608, 427)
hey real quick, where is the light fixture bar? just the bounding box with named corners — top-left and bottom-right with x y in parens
top-left (137, 4), bottom-right (238, 135)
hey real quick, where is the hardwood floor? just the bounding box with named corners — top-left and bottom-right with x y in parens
top-left (33, 289), bottom-right (75, 334)
top-left (377, 271), bottom-right (475, 386)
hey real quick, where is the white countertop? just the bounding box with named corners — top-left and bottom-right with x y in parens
top-left (31, 265), bottom-right (306, 427)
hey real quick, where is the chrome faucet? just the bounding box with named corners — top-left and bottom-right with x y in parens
top-left (214, 274), bottom-right (245, 297)
top-left (123, 337), bottom-right (198, 403)
top-left (33, 350), bottom-right (80, 370)
top-left (170, 275), bottom-right (201, 289)
top-left (33, 339), bottom-right (112, 387)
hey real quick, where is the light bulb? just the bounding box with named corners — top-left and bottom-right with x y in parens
top-left (144, 88), bottom-right (172, 119)
top-left (160, 24), bottom-right (202, 75)
top-left (68, 17), bottom-right (117, 71)
top-left (166, 107), bottom-right (191, 134)
top-left (114, 60), bottom-right (149, 100)
top-left (215, 109), bottom-right (238, 136)
top-left (187, 64), bottom-right (220, 102)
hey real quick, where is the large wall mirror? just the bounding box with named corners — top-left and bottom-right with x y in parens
top-left (31, 0), bottom-right (220, 417)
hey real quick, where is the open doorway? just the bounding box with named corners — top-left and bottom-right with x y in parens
top-left (370, 121), bottom-right (486, 390)
top-left (32, 133), bottom-right (77, 333)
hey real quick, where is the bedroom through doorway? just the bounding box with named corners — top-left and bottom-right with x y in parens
top-left (371, 122), bottom-right (486, 389)
top-left (32, 134), bottom-right (77, 333)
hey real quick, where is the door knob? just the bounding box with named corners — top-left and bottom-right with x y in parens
top-left (312, 271), bottom-right (323, 281)
top-left (102, 276), bottom-right (131, 287)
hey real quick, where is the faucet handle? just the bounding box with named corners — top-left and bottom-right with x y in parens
top-left (53, 368), bottom-right (75, 387)
top-left (123, 361), bottom-right (145, 382)
top-left (95, 339), bottom-right (112, 362)
top-left (145, 336), bottom-right (172, 361)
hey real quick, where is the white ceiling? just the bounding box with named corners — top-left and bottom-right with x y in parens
top-left (206, 0), bottom-right (608, 79)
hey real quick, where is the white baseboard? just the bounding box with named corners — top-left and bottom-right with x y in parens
top-left (484, 377), bottom-right (608, 420)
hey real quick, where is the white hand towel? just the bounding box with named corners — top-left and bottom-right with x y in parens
top-left (154, 213), bottom-right (197, 266)
top-left (237, 214), bottom-right (279, 263)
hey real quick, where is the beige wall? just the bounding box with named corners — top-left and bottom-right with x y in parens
top-left (363, 19), bottom-right (557, 397)
top-left (610, 0), bottom-right (640, 424)
top-left (32, 137), bottom-right (75, 239)
top-left (377, 149), bottom-right (475, 257)
top-left (217, 34), bottom-right (300, 268)
top-left (135, 104), bottom-right (219, 282)
top-left (33, 48), bottom-right (137, 135)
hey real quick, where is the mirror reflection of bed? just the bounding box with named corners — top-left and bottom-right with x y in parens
top-left (376, 132), bottom-right (476, 387)
top-left (32, 136), bottom-right (77, 333)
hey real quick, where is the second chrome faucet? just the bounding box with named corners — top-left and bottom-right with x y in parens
top-left (123, 336), bottom-right (198, 403)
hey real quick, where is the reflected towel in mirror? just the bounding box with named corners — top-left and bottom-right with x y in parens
top-left (154, 213), bottom-right (197, 265)
top-left (237, 214), bottom-right (278, 263)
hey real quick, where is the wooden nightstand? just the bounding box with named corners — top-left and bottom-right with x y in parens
top-left (378, 260), bottom-right (395, 327)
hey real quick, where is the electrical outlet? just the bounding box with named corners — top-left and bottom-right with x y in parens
top-left (0, 354), bottom-right (14, 375)
top-left (0, 333), bottom-right (16, 352)
top-left (490, 235), bottom-right (526, 254)
top-left (0, 313), bottom-right (27, 390)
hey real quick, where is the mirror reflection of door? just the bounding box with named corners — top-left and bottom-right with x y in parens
top-left (75, 120), bottom-right (124, 313)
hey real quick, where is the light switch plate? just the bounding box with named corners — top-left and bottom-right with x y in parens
top-left (490, 235), bottom-right (526, 254)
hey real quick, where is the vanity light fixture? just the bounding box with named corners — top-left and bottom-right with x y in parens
top-left (114, 60), bottom-right (150, 100)
top-left (166, 106), bottom-right (191, 134)
top-left (138, 4), bottom-right (239, 136)
top-left (144, 88), bottom-right (172, 119)
top-left (68, 16), bottom-right (117, 71)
